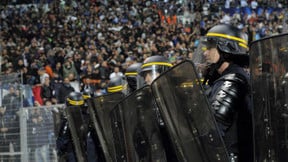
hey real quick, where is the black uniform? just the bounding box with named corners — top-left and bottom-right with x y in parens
top-left (56, 116), bottom-right (76, 162)
top-left (83, 89), bottom-right (103, 162)
top-left (201, 24), bottom-right (253, 162)
top-left (206, 63), bottom-right (252, 161)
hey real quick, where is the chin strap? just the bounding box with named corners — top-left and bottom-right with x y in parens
top-left (203, 52), bottom-right (226, 86)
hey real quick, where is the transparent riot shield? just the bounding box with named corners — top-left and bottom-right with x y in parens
top-left (88, 92), bottom-right (124, 162)
top-left (65, 105), bottom-right (88, 162)
top-left (250, 33), bottom-right (288, 162)
top-left (115, 86), bottom-right (167, 162)
top-left (151, 60), bottom-right (229, 162)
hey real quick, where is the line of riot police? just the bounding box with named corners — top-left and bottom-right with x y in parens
top-left (54, 24), bottom-right (288, 162)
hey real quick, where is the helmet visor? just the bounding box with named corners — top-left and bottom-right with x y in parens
top-left (192, 37), bottom-right (216, 78)
top-left (141, 65), bottom-right (160, 85)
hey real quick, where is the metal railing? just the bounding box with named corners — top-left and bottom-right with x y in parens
top-left (21, 104), bottom-right (64, 162)
top-left (0, 104), bottom-right (64, 162)
top-left (0, 73), bottom-right (65, 162)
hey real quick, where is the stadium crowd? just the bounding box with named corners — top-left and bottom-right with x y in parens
top-left (0, 0), bottom-right (287, 107)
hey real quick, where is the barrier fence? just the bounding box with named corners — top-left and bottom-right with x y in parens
top-left (24, 105), bottom-right (64, 162)
top-left (0, 73), bottom-right (22, 162)
top-left (0, 104), bottom-right (64, 162)
top-left (0, 73), bottom-right (65, 162)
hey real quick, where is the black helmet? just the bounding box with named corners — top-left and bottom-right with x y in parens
top-left (125, 63), bottom-right (142, 92)
top-left (203, 24), bottom-right (248, 55)
top-left (125, 63), bottom-right (142, 77)
top-left (107, 76), bottom-right (124, 93)
top-left (140, 55), bottom-right (172, 84)
top-left (82, 88), bottom-right (93, 99)
top-left (202, 24), bottom-right (249, 67)
top-left (66, 92), bottom-right (84, 106)
top-left (140, 55), bottom-right (172, 75)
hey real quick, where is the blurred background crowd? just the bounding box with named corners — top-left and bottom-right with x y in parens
top-left (0, 0), bottom-right (287, 107)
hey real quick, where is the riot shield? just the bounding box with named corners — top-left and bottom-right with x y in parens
top-left (65, 105), bottom-right (88, 162)
top-left (115, 86), bottom-right (167, 162)
top-left (88, 92), bottom-right (124, 162)
top-left (151, 60), bottom-right (229, 162)
top-left (110, 106), bottom-right (127, 162)
top-left (51, 106), bottom-right (65, 140)
top-left (250, 33), bottom-right (288, 162)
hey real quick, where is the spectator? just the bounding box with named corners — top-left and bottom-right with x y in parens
top-left (250, 0), bottom-right (258, 11)
top-left (220, 12), bottom-right (232, 24)
top-left (99, 61), bottom-right (110, 81)
top-left (57, 77), bottom-right (75, 104)
top-left (81, 64), bottom-right (101, 92)
top-left (67, 72), bottom-right (80, 92)
top-left (240, 0), bottom-right (248, 7)
top-left (53, 62), bottom-right (64, 79)
top-left (109, 66), bottom-right (123, 80)
top-left (44, 100), bottom-right (58, 162)
top-left (224, 0), bottom-right (232, 12)
top-left (62, 59), bottom-right (78, 80)
top-left (10, 88), bottom-right (23, 153)
top-left (28, 101), bottom-right (51, 162)
top-left (72, 51), bottom-right (83, 75)
top-left (0, 106), bottom-right (12, 162)
top-left (2, 86), bottom-right (17, 116)
top-left (38, 67), bottom-right (49, 85)
top-left (41, 77), bottom-right (56, 104)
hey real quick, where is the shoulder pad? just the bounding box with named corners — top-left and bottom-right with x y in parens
top-left (215, 73), bottom-right (248, 101)
top-left (219, 73), bottom-right (247, 85)
top-left (211, 73), bottom-right (249, 126)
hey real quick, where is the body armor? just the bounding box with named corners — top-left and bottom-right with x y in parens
top-left (209, 73), bottom-right (248, 127)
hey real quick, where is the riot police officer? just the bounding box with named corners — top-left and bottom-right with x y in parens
top-left (139, 55), bottom-right (179, 162)
top-left (82, 88), bottom-right (104, 162)
top-left (200, 24), bottom-right (253, 162)
top-left (88, 75), bottom-right (125, 162)
top-left (123, 62), bottom-right (143, 95)
top-left (140, 55), bottom-right (173, 126)
top-left (56, 92), bottom-right (85, 162)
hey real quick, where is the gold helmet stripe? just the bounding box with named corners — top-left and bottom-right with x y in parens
top-left (125, 72), bottom-right (138, 76)
top-left (108, 85), bottom-right (123, 93)
top-left (108, 87), bottom-right (123, 93)
top-left (108, 85), bottom-right (123, 90)
top-left (238, 42), bottom-right (248, 49)
top-left (67, 98), bottom-right (84, 106)
top-left (108, 88), bottom-right (123, 93)
top-left (207, 32), bottom-right (247, 45)
top-left (142, 62), bottom-right (173, 68)
top-left (82, 94), bottom-right (91, 99)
